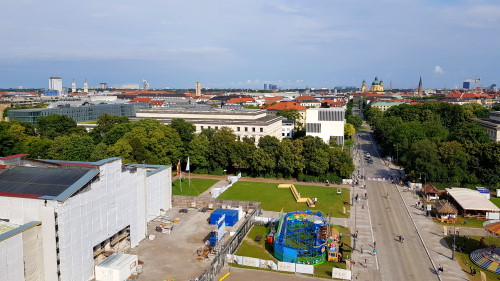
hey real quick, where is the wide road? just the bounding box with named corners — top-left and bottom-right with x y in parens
top-left (357, 130), bottom-right (439, 281)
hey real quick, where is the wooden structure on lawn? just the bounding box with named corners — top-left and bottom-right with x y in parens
top-left (423, 184), bottom-right (441, 201)
top-left (432, 200), bottom-right (458, 223)
top-left (278, 184), bottom-right (315, 207)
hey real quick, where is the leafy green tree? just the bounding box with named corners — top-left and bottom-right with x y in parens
top-left (344, 123), bottom-right (356, 138)
top-left (438, 141), bottom-right (469, 183)
top-left (103, 123), bottom-right (133, 145)
top-left (450, 122), bottom-right (490, 144)
top-left (170, 118), bottom-right (196, 143)
top-left (90, 143), bottom-right (110, 162)
top-left (209, 127), bottom-right (236, 171)
top-left (23, 137), bottom-right (53, 159)
top-left (48, 134), bottom-right (95, 161)
top-left (328, 148), bottom-right (355, 179)
top-left (346, 114), bottom-right (362, 129)
top-left (403, 139), bottom-right (444, 182)
top-left (108, 139), bottom-right (133, 162)
top-left (186, 134), bottom-right (211, 172)
top-left (278, 139), bottom-right (305, 177)
top-left (301, 136), bottom-right (329, 175)
top-left (90, 114), bottom-right (129, 143)
top-left (231, 140), bottom-right (255, 171)
top-left (249, 148), bottom-right (276, 175)
top-left (35, 115), bottom-right (80, 139)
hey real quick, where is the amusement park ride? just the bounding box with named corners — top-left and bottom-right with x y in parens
top-left (271, 210), bottom-right (342, 265)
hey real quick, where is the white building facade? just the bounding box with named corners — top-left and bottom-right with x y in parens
top-left (0, 157), bottom-right (172, 281)
top-left (305, 107), bottom-right (346, 145)
top-left (48, 76), bottom-right (63, 96)
top-left (135, 108), bottom-right (283, 144)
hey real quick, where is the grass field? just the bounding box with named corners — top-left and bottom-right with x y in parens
top-left (218, 182), bottom-right (350, 218)
top-left (234, 224), bottom-right (351, 279)
top-left (490, 198), bottom-right (500, 208)
top-left (444, 235), bottom-right (500, 281)
top-left (171, 178), bottom-right (218, 196)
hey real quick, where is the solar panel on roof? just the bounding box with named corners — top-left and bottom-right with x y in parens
top-left (0, 166), bottom-right (95, 198)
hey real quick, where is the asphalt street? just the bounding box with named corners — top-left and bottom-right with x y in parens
top-left (357, 130), bottom-right (439, 281)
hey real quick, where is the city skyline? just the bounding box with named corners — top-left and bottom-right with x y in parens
top-left (1, 0), bottom-right (499, 89)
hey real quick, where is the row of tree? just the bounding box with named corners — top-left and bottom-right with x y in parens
top-left (0, 114), bottom-right (355, 182)
top-left (364, 102), bottom-right (499, 188)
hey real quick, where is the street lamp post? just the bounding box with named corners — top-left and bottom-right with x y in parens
top-left (452, 224), bottom-right (456, 260)
top-left (419, 172), bottom-right (427, 186)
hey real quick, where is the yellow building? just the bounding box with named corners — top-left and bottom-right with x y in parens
top-left (360, 80), bottom-right (367, 92)
top-left (371, 76), bottom-right (384, 92)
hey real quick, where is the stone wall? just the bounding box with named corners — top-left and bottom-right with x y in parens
top-left (172, 195), bottom-right (259, 211)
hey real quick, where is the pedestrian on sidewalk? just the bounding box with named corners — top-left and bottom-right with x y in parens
top-left (472, 268), bottom-right (476, 276)
top-left (470, 265), bottom-right (474, 275)
top-left (364, 258), bottom-right (367, 267)
top-left (360, 245), bottom-right (363, 254)
top-left (373, 241), bottom-right (376, 248)
top-left (372, 248), bottom-right (377, 256)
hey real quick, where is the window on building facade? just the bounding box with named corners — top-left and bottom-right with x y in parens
top-left (260, 128), bottom-right (263, 132)
top-left (245, 127), bottom-right (248, 132)
top-left (252, 127), bottom-right (255, 132)
top-left (237, 127), bottom-right (240, 131)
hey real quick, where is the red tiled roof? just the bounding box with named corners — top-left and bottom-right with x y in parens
top-left (227, 97), bottom-right (255, 104)
top-left (114, 90), bottom-right (177, 95)
top-left (129, 97), bottom-right (152, 103)
top-left (267, 102), bottom-right (307, 111)
top-left (0, 154), bottom-right (29, 160)
top-left (445, 91), bottom-right (492, 99)
top-left (0, 165), bottom-right (8, 169)
top-left (263, 96), bottom-right (283, 103)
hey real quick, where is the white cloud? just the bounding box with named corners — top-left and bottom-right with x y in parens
top-left (434, 66), bottom-right (444, 74)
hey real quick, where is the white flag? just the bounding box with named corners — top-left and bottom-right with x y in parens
top-left (186, 157), bottom-right (190, 172)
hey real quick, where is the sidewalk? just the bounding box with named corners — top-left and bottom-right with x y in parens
top-left (349, 185), bottom-right (383, 281)
top-left (397, 185), bottom-right (469, 281)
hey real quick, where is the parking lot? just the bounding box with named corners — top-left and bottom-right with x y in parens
top-left (130, 207), bottom-right (218, 281)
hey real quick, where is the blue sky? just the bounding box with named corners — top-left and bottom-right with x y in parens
top-left (1, 0), bottom-right (499, 89)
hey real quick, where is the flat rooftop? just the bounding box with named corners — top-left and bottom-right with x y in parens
top-left (0, 220), bottom-right (19, 235)
top-left (0, 166), bottom-right (98, 200)
top-left (446, 188), bottom-right (500, 212)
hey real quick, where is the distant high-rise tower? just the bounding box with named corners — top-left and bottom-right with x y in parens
top-left (264, 84), bottom-right (269, 90)
top-left (361, 80), bottom-right (366, 92)
top-left (195, 81), bottom-right (201, 96)
top-left (71, 79), bottom-right (76, 93)
top-left (417, 76), bottom-right (423, 96)
top-left (49, 76), bottom-right (63, 96)
top-left (143, 80), bottom-right (150, 90)
top-left (83, 79), bottom-right (89, 93)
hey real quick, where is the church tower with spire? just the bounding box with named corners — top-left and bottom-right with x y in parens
top-left (417, 76), bottom-right (423, 96)
top-left (71, 79), bottom-right (76, 93)
top-left (83, 79), bottom-right (88, 93)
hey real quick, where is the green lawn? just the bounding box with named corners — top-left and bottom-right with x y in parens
top-left (444, 235), bottom-right (500, 281)
top-left (172, 178), bottom-right (218, 196)
top-left (218, 182), bottom-right (350, 218)
top-left (234, 225), bottom-right (351, 279)
top-left (491, 198), bottom-right (500, 208)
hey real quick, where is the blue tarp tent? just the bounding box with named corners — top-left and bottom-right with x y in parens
top-left (210, 209), bottom-right (239, 226)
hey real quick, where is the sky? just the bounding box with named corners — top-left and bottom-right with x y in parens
top-left (1, 0), bottom-right (499, 89)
